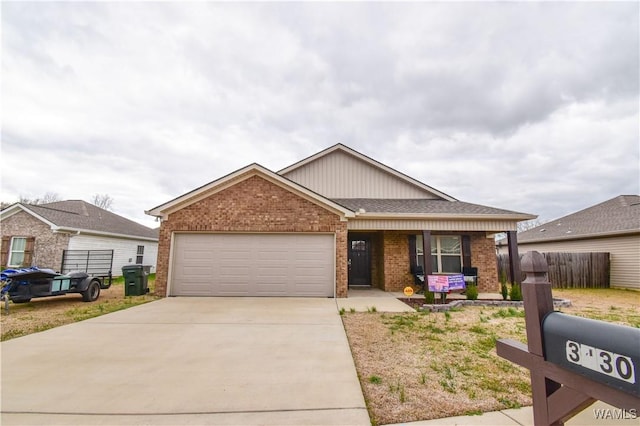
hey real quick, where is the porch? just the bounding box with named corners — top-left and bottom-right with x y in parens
top-left (347, 230), bottom-right (519, 294)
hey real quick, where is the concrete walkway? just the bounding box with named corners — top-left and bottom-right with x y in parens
top-left (1, 298), bottom-right (369, 425)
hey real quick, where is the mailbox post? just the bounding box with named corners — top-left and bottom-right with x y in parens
top-left (496, 251), bottom-right (639, 426)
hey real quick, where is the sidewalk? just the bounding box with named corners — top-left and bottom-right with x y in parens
top-left (392, 401), bottom-right (637, 425)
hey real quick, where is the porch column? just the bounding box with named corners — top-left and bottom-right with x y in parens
top-left (422, 230), bottom-right (432, 275)
top-left (506, 230), bottom-right (521, 285)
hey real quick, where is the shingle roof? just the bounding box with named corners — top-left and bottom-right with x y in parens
top-left (332, 198), bottom-right (533, 217)
top-left (516, 195), bottom-right (640, 243)
top-left (13, 200), bottom-right (158, 240)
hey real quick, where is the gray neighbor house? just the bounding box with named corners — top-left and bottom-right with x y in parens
top-left (1, 200), bottom-right (158, 275)
top-left (497, 195), bottom-right (640, 290)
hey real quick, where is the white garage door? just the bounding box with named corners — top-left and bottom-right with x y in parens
top-left (170, 233), bottom-right (335, 297)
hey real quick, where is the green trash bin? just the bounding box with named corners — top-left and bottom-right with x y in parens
top-left (122, 265), bottom-right (149, 296)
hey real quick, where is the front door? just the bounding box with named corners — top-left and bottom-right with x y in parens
top-left (348, 236), bottom-right (371, 286)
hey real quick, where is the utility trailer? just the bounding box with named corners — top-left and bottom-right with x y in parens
top-left (0, 250), bottom-right (114, 311)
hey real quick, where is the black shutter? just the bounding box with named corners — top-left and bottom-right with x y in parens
top-left (408, 235), bottom-right (417, 273)
top-left (462, 235), bottom-right (471, 268)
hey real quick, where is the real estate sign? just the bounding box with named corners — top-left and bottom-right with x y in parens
top-left (427, 274), bottom-right (466, 292)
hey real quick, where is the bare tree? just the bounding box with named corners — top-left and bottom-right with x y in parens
top-left (92, 193), bottom-right (114, 210)
top-left (517, 219), bottom-right (547, 232)
top-left (18, 192), bottom-right (61, 205)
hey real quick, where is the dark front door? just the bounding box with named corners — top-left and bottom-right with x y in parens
top-left (348, 237), bottom-right (371, 286)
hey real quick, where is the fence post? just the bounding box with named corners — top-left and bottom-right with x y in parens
top-left (507, 231), bottom-right (522, 285)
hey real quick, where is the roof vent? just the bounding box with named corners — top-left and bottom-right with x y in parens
top-left (540, 229), bottom-right (546, 232)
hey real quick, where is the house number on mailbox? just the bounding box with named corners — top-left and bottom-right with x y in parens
top-left (565, 340), bottom-right (636, 384)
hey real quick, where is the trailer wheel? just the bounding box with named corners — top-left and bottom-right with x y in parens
top-left (82, 280), bottom-right (101, 302)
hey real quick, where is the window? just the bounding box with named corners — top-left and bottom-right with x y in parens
top-left (416, 235), bottom-right (462, 273)
top-left (136, 245), bottom-right (144, 264)
top-left (8, 237), bottom-right (27, 267)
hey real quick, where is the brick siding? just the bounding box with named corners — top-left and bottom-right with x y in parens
top-left (155, 174), bottom-right (348, 297)
top-left (470, 233), bottom-right (500, 292)
top-left (0, 211), bottom-right (70, 270)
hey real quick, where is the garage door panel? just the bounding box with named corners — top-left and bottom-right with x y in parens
top-left (171, 234), bottom-right (334, 297)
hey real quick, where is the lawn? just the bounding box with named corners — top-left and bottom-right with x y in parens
top-left (1, 275), bottom-right (160, 341)
top-left (341, 288), bottom-right (640, 426)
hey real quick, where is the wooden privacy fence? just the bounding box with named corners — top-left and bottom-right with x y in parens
top-left (497, 252), bottom-right (610, 288)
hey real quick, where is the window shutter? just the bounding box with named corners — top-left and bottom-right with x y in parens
top-left (462, 235), bottom-right (472, 268)
top-left (1, 236), bottom-right (10, 267)
top-left (408, 235), bottom-right (417, 273)
top-left (23, 237), bottom-right (35, 266)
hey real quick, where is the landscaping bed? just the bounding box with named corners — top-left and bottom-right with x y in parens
top-left (342, 288), bottom-right (640, 425)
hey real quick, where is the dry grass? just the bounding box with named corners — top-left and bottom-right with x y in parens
top-left (342, 288), bottom-right (640, 425)
top-left (1, 278), bottom-right (160, 341)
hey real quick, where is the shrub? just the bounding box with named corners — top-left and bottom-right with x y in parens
top-left (466, 285), bottom-right (478, 300)
top-left (424, 291), bottom-right (435, 304)
top-left (501, 282), bottom-right (509, 300)
top-left (509, 283), bottom-right (523, 301)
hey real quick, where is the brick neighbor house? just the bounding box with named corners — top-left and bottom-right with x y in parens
top-left (146, 144), bottom-right (535, 298)
top-left (1, 200), bottom-right (159, 275)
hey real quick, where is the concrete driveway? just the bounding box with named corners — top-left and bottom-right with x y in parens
top-left (1, 298), bottom-right (369, 425)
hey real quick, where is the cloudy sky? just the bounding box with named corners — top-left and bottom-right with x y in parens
top-left (2, 2), bottom-right (638, 229)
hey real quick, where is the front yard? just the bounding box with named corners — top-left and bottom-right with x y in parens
top-left (341, 288), bottom-right (640, 425)
top-left (1, 282), bottom-right (638, 425)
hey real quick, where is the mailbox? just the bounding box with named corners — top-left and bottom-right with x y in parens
top-left (542, 312), bottom-right (640, 397)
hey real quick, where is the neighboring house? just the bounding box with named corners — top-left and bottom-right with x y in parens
top-left (146, 144), bottom-right (535, 298)
top-left (1, 200), bottom-right (159, 275)
top-left (497, 195), bottom-right (640, 290)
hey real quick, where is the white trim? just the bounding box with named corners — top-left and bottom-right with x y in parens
top-left (145, 163), bottom-right (355, 220)
top-left (518, 228), bottom-right (640, 245)
top-left (7, 236), bottom-right (28, 267)
top-left (353, 212), bottom-right (536, 221)
top-left (166, 231), bottom-right (176, 297)
top-left (278, 144), bottom-right (457, 202)
top-left (1, 204), bottom-right (58, 228)
top-left (1, 203), bottom-right (158, 242)
top-left (58, 227), bottom-right (158, 242)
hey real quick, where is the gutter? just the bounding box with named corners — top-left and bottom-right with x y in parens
top-left (352, 212), bottom-right (537, 221)
top-left (518, 228), bottom-right (640, 244)
top-left (53, 226), bottom-right (159, 242)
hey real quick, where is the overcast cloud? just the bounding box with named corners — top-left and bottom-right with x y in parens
top-left (2, 2), bottom-right (638, 229)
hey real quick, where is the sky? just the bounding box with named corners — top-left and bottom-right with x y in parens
top-left (2, 2), bottom-right (638, 229)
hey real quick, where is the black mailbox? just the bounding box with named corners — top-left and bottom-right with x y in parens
top-left (542, 312), bottom-right (640, 397)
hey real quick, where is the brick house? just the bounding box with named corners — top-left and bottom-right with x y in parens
top-left (146, 144), bottom-right (535, 297)
top-left (1, 200), bottom-right (159, 275)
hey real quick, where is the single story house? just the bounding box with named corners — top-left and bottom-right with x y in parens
top-left (496, 195), bottom-right (640, 290)
top-left (1, 200), bottom-right (159, 275)
top-left (146, 144), bottom-right (535, 298)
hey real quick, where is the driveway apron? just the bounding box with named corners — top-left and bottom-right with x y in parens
top-left (1, 298), bottom-right (370, 425)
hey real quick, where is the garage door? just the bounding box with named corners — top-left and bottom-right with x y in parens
top-left (170, 233), bottom-right (335, 297)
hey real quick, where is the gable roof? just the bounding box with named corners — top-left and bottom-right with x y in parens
top-left (1, 200), bottom-right (159, 241)
top-left (278, 144), bottom-right (457, 201)
top-left (145, 163), bottom-right (355, 220)
top-left (148, 144), bottom-right (535, 224)
top-left (516, 195), bottom-right (640, 243)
